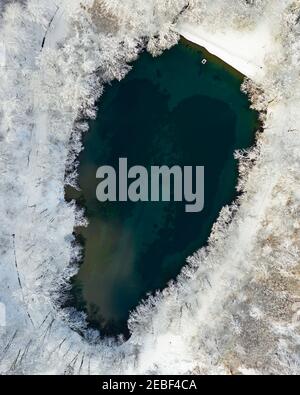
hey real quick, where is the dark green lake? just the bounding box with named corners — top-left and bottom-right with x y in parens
top-left (66, 40), bottom-right (259, 338)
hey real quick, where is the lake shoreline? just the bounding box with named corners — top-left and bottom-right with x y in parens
top-left (66, 41), bottom-right (260, 338)
top-left (176, 21), bottom-right (273, 81)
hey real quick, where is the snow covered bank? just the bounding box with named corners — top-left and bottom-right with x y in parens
top-left (177, 22), bottom-right (271, 80)
top-left (0, 0), bottom-right (299, 375)
top-left (176, 0), bottom-right (288, 82)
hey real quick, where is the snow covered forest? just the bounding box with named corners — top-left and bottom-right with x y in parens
top-left (0, 0), bottom-right (299, 374)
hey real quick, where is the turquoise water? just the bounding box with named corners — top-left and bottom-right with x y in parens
top-left (66, 40), bottom-right (259, 338)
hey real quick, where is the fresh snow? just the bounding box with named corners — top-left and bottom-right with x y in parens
top-left (176, 21), bottom-right (272, 80)
top-left (0, 0), bottom-right (299, 375)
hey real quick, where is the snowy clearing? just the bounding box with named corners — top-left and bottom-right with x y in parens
top-left (177, 21), bottom-right (272, 80)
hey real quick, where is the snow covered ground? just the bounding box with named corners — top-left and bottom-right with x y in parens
top-left (177, 21), bottom-right (272, 80)
top-left (0, 0), bottom-right (299, 375)
top-left (177, 0), bottom-right (288, 82)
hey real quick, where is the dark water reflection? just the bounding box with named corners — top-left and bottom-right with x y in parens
top-left (66, 41), bottom-right (259, 337)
